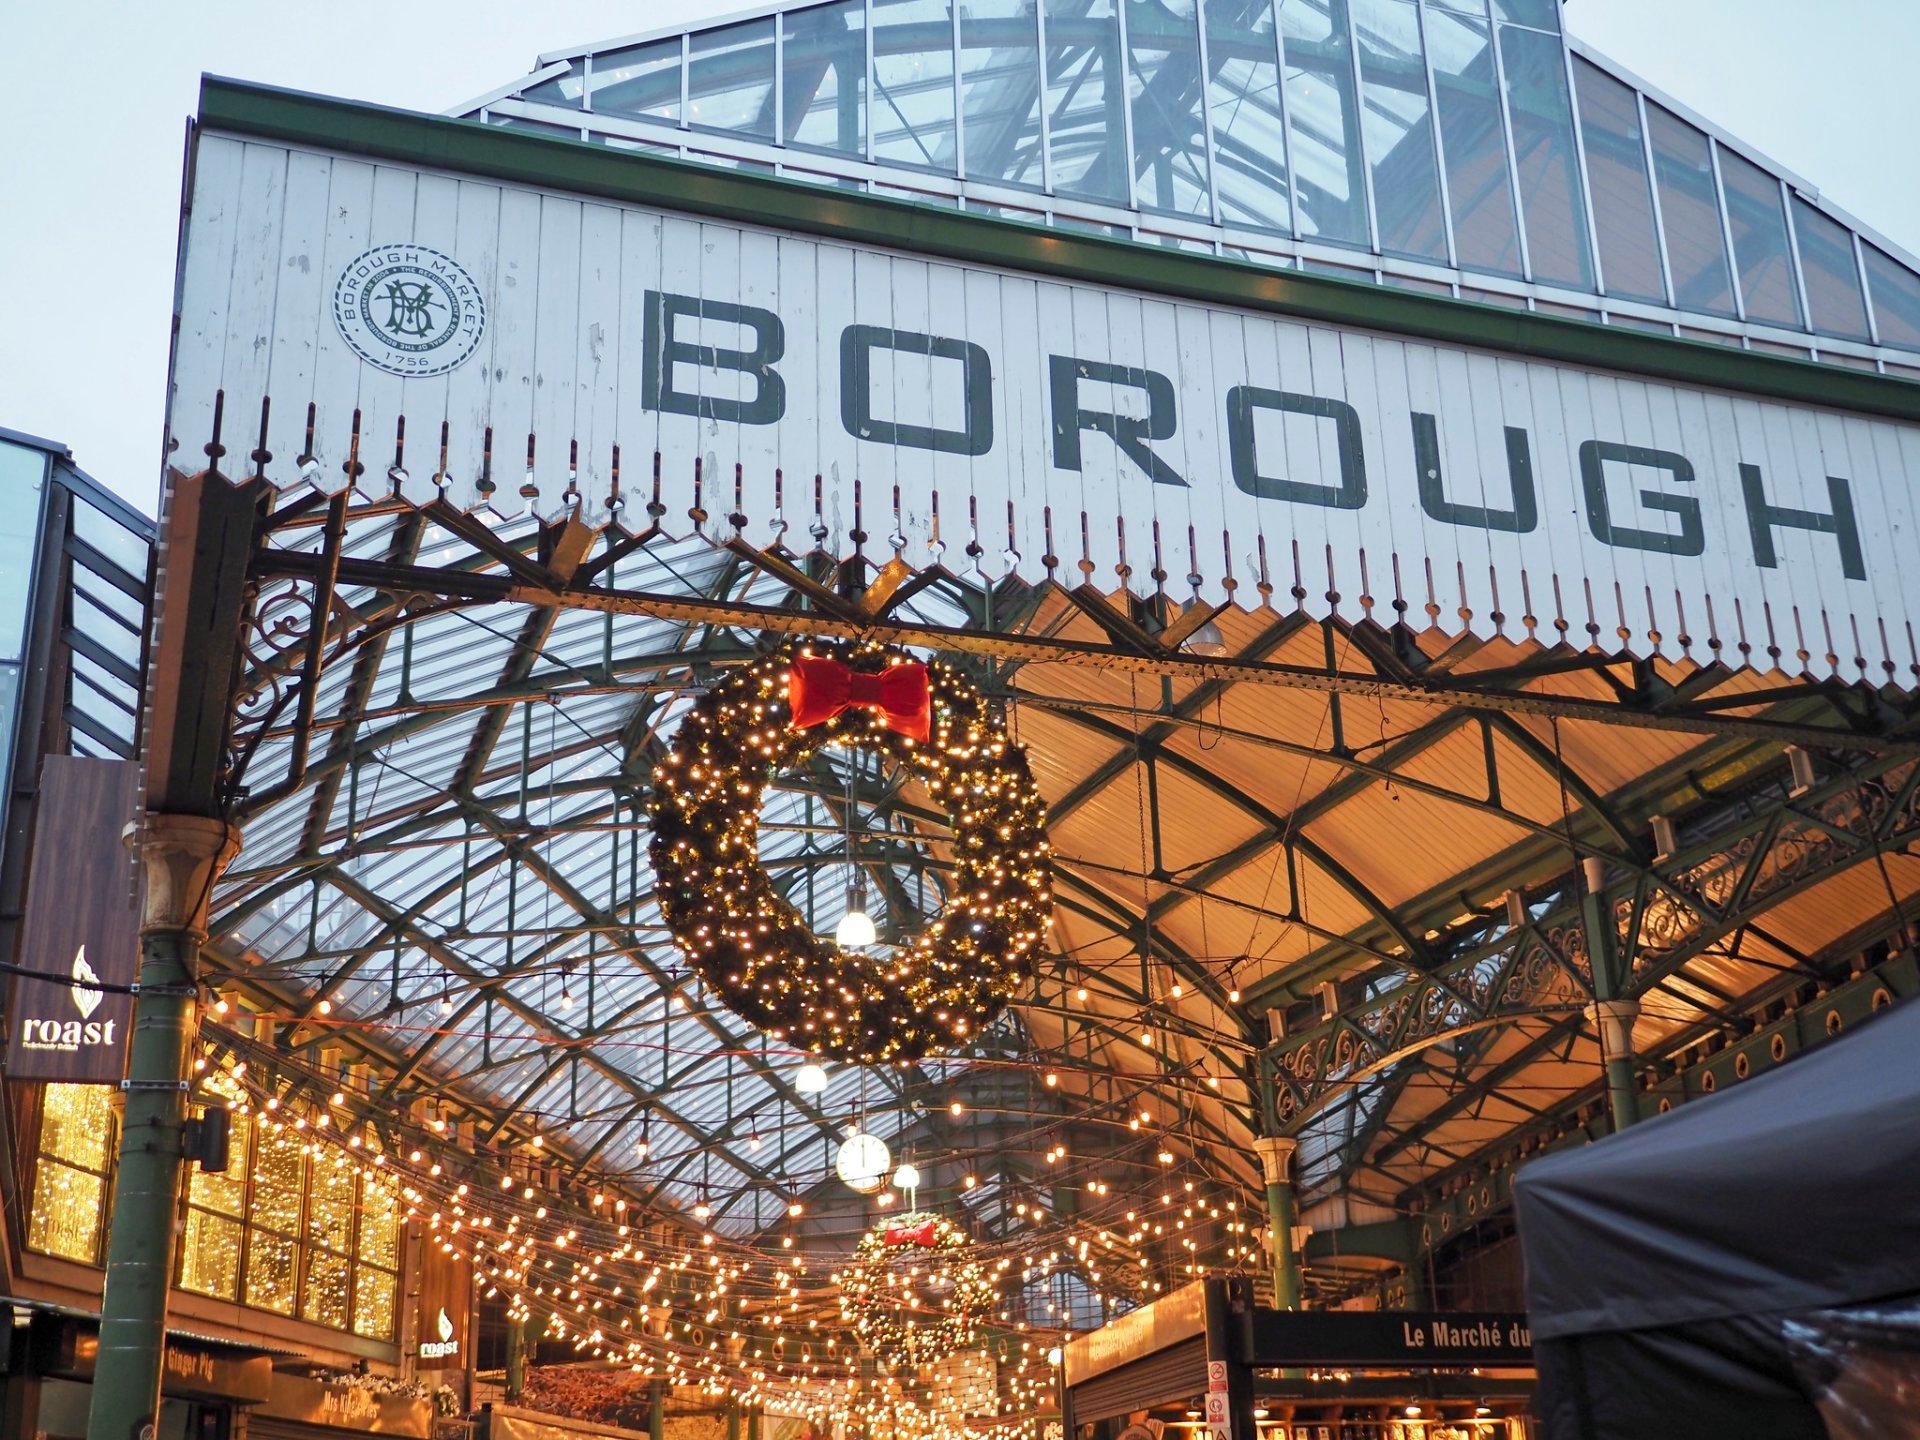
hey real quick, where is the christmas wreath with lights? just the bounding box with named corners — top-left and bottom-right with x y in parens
top-left (840, 1212), bottom-right (997, 1368)
top-left (649, 639), bottom-right (1052, 1065)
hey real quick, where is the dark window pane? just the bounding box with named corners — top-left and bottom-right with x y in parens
top-left (1205, 0), bottom-right (1291, 232)
top-left (1045, 0), bottom-right (1126, 203)
top-left (1127, 0), bottom-right (1210, 218)
top-left (1429, 8), bottom-right (1520, 276)
top-left (1498, 24), bottom-right (1592, 290)
top-left (1354, 0), bottom-right (1446, 261)
top-left (874, 0), bottom-right (958, 173)
top-left (960, 1), bottom-right (1042, 186)
top-left (1279, 0), bottom-right (1369, 246)
top-left (1571, 57), bottom-right (1662, 302)
top-left (1646, 104), bottom-right (1733, 316)
top-left (1719, 148), bottom-right (1800, 327)
top-left (1864, 244), bottom-right (1920, 351)
top-left (1791, 198), bottom-right (1869, 341)
top-left (689, 18), bottom-right (776, 140)
top-left (589, 39), bottom-right (682, 124)
top-left (784, 0), bottom-right (867, 156)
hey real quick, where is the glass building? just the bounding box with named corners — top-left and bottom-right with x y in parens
top-left (461, 0), bottom-right (1920, 375)
top-left (0, 428), bottom-right (152, 848)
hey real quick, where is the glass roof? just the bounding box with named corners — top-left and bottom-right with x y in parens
top-left (458, 0), bottom-right (1920, 372)
top-left (200, 472), bottom-right (1920, 1325)
top-left (216, 527), bottom-right (999, 1239)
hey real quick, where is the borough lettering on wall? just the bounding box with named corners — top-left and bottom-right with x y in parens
top-left (168, 133), bottom-right (1920, 679)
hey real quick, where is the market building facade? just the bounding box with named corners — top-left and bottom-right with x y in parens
top-left (7, 3), bottom-right (1920, 1438)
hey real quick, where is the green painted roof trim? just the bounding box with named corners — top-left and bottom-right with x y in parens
top-left (197, 75), bottom-right (1920, 425)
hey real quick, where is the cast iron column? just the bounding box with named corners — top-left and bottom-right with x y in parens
top-left (1586, 999), bottom-right (1642, 1134)
top-left (505, 1312), bottom-right (528, 1399)
top-left (1252, 1136), bottom-right (1301, 1310)
top-left (87, 814), bottom-right (239, 1440)
top-left (1580, 857), bottom-right (1640, 1132)
top-left (649, 1379), bottom-right (667, 1440)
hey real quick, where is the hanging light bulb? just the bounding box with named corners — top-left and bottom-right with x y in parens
top-left (835, 880), bottom-right (877, 949)
top-left (439, 989), bottom-right (453, 1015)
top-left (1180, 594), bottom-right (1228, 657)
top-left (795, 1062), bottom-right (830, 1095)
top-left (832, 755), bottom-right (877, 948)
top-left (892, 1162), bottom-right (920, 1190)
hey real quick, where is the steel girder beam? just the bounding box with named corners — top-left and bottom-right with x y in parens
top-left (1263, 752), bottom-right (1920, 1137)
top-left (1231, 716), bottom-right (1836, 1015)
top-left (254, 547), bottom-right (1920, 754)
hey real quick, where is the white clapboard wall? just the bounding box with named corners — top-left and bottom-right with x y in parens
top-left (168, 131), bottom-right (1920, 682)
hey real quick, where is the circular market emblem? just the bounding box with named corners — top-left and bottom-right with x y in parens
top-left (332, 244), bottom-right (486, 377)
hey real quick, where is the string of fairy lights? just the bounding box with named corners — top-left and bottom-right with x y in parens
top-left (191, 1006), bottom-right (1276, 1434)
top-left (180, 639), bottom-right (1296, 1440)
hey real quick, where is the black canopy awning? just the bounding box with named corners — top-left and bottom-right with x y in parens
top-left (1515, 996), bottom-right (1920, 1341)
top-left (1514, 997), bottom-right (1920, 1440)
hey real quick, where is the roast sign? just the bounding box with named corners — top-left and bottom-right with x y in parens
top-left (420, 1306), bottom-right (460, 1360)
top-left (18, 947), bottom-right (118, 1054)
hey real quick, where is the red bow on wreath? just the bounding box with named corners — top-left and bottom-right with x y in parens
top-left (789, 656), bottom-right (931, 743)
top-left (881, 1219), bottom-right (938, 1248)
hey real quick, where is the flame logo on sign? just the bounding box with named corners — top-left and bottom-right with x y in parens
top-left (437, 1307), bottom-right (454, 1343)
top-left (71, 947), bottom-right (103, 1020)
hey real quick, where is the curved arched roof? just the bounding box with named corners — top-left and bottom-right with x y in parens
top-left (457, 0), bottom-right (1920, 377)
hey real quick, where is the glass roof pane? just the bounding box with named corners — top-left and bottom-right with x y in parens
top-left (1203, 0), bottom-right (1291, 233)
top-left (1125, 0), bottom-right (1210, 220)
top-left (689, 18), bottom-right (776, 140)
top-left (1645, 102), bottom-right (1734, 317)
top-left (1491, 0), bottom-right (1558, 30)
top-left (1044, 0), bottom-right (1127, 204)
top-left (1429, 7), bottom-right (1519, 277)
top-left (873, 0), bottom-right (959, 173)
top-left (1279, 0), bottom-right (1370, 247)
top-left (1864, 243), bottom-right (1920, 352)
top-left (1571, 54), bottom-right (1663, 303)
top-left (959, 0), bottom-right (1043, 189)
top-left (1719, 146), bottom-right (1801, 328)
top-left (590, 38), bottom-right (683, 125)
top-left (1497, 20), bottom-right (1592, 290)
top-left (1792, 195), bottom-right (1869, 342)
top-left (784, 0), bottom-right (867, 156)
top-left (524, 61), bottom-right (585, 109)
top-left (1354, 0), bottom-right (1447, 263)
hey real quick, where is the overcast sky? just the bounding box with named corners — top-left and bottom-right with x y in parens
top-left (2, 0), bottom-right (1914, 515)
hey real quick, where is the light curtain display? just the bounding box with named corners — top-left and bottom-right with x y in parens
top-left (27, 1083), bottom-right (114, 1263)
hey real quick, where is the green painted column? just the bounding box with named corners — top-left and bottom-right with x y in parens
top-left (505, 1313), bottom-right (528, 1399)
top-left (1581, 857), bottom-right (1641, 1133)
top-left (749, 1405), bottom-right (763, 1440)
top-left (727, 1398), bottom-right (742, 1440)
top-left (1253, 1136), bottom-right (1301, 1311)
top-left (1587, 999), bottom-right (1642, 1133)
top-left (87, 816), bottom-right (238, 1440)
top-left (649, 1380), bottom-right (667, 1440)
